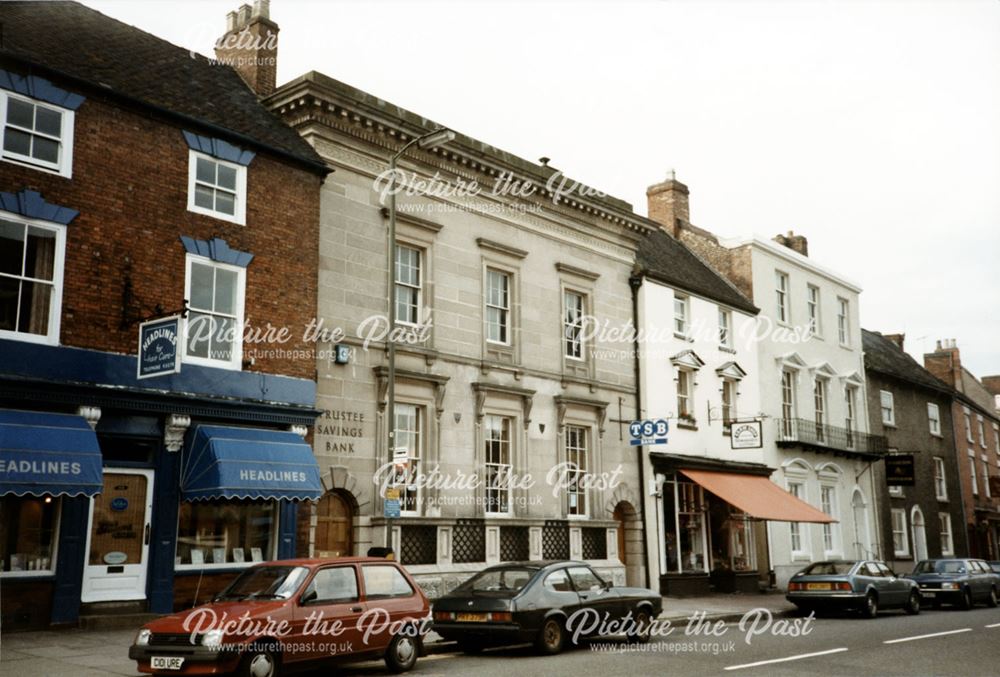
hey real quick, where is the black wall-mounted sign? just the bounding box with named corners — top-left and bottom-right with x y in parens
top-left (885, 454), bottom-right (916, 486)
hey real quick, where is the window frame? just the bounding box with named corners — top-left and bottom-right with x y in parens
top-left (983, 454), bottom-right (992, 499)
top-left (806, 284), bottom-right (821, 337)
top-left (483, 414), bottom-right (513, 516)
top-left (786, 478), bottom-right (808, 558)
top-left (301, 565), bottom-right (361, 605)
top-left (394, 243), bottom-right (423, 327)
top-left (674, 294), bottom-right (690, 337)
top-left (978, 415), bottom-right (986, 448)
top-left (394, 403), bottom-right (424, 517)
top-left (565, 424), bottom-right (589, 518)
top-left (820, 483), bottom-right (840, 557)
top-left (891, 508), bottom-right (909, 557)
top-left (182, 253), bottom-right (246, 371)
top-left (0, 495), bottom-right (62, 577)
top-left (969, 449), bottom-right (978, 496)
top-left (836, 297), bottom-right (850, 346)
top-left (0, 91), bottom-right (75, 177)
top-left (964, 409), bottom-right (973, 443)
top-left (774, 271), bottom-right (789, 324)
top-left (718, 307), bottom-right (733, 348)
top-left (0, 212), bottom-right (67, 346)
top-left (361, 563), bottom-right (416, 600)
top-left (186, 150), bottom-right (248, 225)
top-left (563, 289), bottom-right (586, 361)
top-left (939, 513), bottom-right (953, 557)
top-left (933, 457), bottom-right (948, 501)
top-left (676, 368), bottom-right (693, 420)
top-left (174, 499), bottom-right (278, 571)
top-left (927, 403), bottom-right (941, 437)
top-left (484, 267), bottom-right (511, 346)
top-left (780, 370), bottom-right (796, 437)
top-left (880, 390), bottom-right (895, 427)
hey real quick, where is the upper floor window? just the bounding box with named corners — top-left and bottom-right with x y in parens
top-left (184, 255), bottom-right (245, 370)
top-left (964, 410), bottom-right (973, 442)
top-left (983, 455), bottom-right (992, 499)
top-left (775, 271), bottom-right (789, 323)
top-left (836, 297), bottom-right (849, 345)
top-left (674, 294), bottom-right (689, 336)
top-left (485, 268), bottom-right (510, 345)
top-left (394, 244), bottom-right (422, 325)
top-left (844, 386), bottom-right (857, 447)
top-left (927, 403), bottom-right (941, 436)
top-left (780, 370), bottom-right (796, 437)
top-left (187, 151), bottom-right (247, 225)
top-left (969, 449), bottom-right (978, 496)
top-left (1, 92), bottom-right (74, 177)
top-left (880, 390), bottom-right (895, 426)
top-left (564, 290), bottom-right (585, 360)
top-left (676, 369), bottom-right (693, 420)
top-left (0, 215), bottom-right (64, 344)
top-left (806, 285), bottom-right (820, 336)
top-left (718, 308), bottom-right (732, 348)
top-left (994, 424), bottom-right (999, 455)
top-left (978, 415), bottom-right (986, 447)
top-left (720, 379), bottom-right (737, 429)
top-left (933, 457), bottom-right (947, 501)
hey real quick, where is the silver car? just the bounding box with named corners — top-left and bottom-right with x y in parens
top-left (786, 560), bottom-right (921, 618)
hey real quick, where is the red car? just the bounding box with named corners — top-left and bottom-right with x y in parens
top-left (129, 557), bottom-right (429, 676)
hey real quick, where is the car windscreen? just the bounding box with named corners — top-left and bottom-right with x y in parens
top-left (800, 562), bottom-right (855, 575)
top-left (456, 567), bottom-right (536, 593)
top-left (216, 565), bottom-right (310, 600)
top-left (914, 560), bottom-right (966, 574)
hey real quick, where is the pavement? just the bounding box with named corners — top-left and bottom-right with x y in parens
top-left (0, 593), bottom-right (795, 676)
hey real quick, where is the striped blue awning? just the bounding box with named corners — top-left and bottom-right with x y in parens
top-left (0, 409), bottom-right (103, 497)
top-left (181, 424), bottom-right (322, 502)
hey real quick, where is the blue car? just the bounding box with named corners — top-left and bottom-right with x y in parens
top-left (786, 560), bottom-right (921, 618)
top-left (904, 559), bottom-right (1000, 609)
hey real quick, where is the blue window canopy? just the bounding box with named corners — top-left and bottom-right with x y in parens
top-left (0, 409), bottom-right (103, 498)
top-left (180, 236), bottom-right (254, 267)
top-left (181, 425), bottom-right (322, 502)
top-left (183, 130), bottom-right (256, 166)
top-left (0, 69), bottom-right (85, 110)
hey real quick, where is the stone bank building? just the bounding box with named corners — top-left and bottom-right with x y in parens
top-left (268, 73), bottom-right (655, 592)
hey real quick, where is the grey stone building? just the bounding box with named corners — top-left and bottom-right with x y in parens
top-left (266, 72), bottom-right (655, 593)
top-left (863, 330), bottom-right (968, 570)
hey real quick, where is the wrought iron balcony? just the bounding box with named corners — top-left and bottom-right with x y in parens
top-left (775, 418), bottom-right (887, 457)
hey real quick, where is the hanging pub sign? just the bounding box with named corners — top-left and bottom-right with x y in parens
top-left (885, 454), bottom-right (916, 486)
top-left (137, 315), bottom-right (182, 380)
top-left (730, 420), bottom-right (763, 449)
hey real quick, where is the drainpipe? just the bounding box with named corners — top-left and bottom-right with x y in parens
top-left (629, 272), bottom-right (651, 589)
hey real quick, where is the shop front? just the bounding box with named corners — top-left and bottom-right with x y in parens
top-left (651, 453), bottom-right (834, 597)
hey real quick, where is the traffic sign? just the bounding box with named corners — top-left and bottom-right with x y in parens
top-left (629, 418), bottom-right (669, 446)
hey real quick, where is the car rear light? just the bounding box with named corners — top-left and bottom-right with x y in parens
top-left (835, 582), bottom-right (852, 591)
top-left (433, 611), bottom-right (455, 621)
top-left (488, 612), bottom-right (512, 623)
top-left (788, 582), bottom-right (803, 591)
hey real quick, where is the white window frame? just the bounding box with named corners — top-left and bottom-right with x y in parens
top-left (674, 294), bottom-right (689, 337)
top-left (927, 403), bottom-right (941, 437)
top-left (820, 484), bottom-right (840, 557)
top-left (394, 243), bottom-right (422, 327)
top-left (837, 297), bottom-right (850, 346)
top-left (983, 455), bottom-right (992, 499)
top-left (844, 386), bottom-right (857, 448)
top-left (786, 479), bottom-right (808, 558)
top-left (0, 91), bottom-right (75, 178)
top-left (718, 307), bottom-right (732, 348)
top-left (182, 254), bottom-right (246, 371)
top-left (775, 271), bottom-right (789, 324)
top-left (186, 150), bottom-right (247, 225)
top-left (978, 415), bottom-right (986, 447)
top-left (969, 449), bottom-right (978, 496)
top-left (891, 508), bottom-right (909, 557)
top-left (563, 289), bottom-right (586, 360)
top-left (0, 212), bottom-right (67, 346)
top-left (806, 284), bottom-right (821, 337)
top-left (395, 403), bottom-right (423, 517)
top-left (721, 379), bottom-right (737, 428)
top-left (485, 267), bottom-right (511, 346)
top-left (780, 370), bottom-right (796, 438)
top-left (676, 368), bottom-right (693, 420)
top-left (880, 390), bottom-right (895, 427)
top-left (565, 424), bottom-right (589, 518)
top-left (964, 409), bottom-right (973, 443)
top-left (994, 424), bottom-right (999, 456)
top-left (939, 513), bottom-right (953, 556)
top-left (483, 414), bottom-right (513, 516)
top-left (814, 378), bottom-right (827, 430)
top-left (934, 457), bottom-right (948, 501)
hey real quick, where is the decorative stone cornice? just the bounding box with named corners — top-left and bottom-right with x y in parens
top-left (555, 262), bottom-right (601, 281)
top-left (76, 406), bottom-right (101, 430)
top-left (554, 395), bottom-right (609, 437)
top-left (380, 207), bottom-right (442, 234)
top-left (471, 382), bottom-right (536, 430)
top-left (476, 238), bottom-right (528, 260)
top-left (373, 366), bottom-right (450, 414)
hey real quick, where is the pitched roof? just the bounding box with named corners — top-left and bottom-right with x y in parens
top-left (636, 228), bottom-right (758, 314)
top-left (0, 1), bottom-right (325, 172)
top-left (862, 329), bottom-right (952, 395)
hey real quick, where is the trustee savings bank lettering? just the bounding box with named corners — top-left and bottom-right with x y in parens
top-left (315, 409), bottom-right (366, 454)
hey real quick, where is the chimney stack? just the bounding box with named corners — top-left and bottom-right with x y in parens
top-left (215, 1), bottom-right (279, 97)
top-left (773, 230), bottom-right (809, 257)
top-left (924, 338), bottom-right (963, 391)
top-left (646, 170), bottom-right (690, 238)
top-left (982, 376), bottom-right (1000, 414)
top-left (883, 333), bottom-right (905, 351)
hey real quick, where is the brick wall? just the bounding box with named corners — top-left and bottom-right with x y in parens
top-left (0, 87), bottom-right (321, 381)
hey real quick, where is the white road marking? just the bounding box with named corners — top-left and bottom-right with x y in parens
top-left (724, 647), bottom-right (849, 670)
top-left (883, 628), bottom-right (972, 644)
top-left (985, 623), bottom-right (1000, 628)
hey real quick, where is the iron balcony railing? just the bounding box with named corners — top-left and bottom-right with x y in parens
top-left (776, 418), bottom-right (887, 456)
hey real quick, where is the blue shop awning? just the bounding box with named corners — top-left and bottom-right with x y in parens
top-left (182, 424), bottom-right (322, 501)
top-left (0, 409), bottom-right (103, 498)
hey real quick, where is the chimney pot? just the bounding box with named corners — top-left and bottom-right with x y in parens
top-left (217, 2), bottom-right (279, 97)
top-left (226, 10), bottom-right (237, 32)
top-left (252, 0), bottom-right (270, 20)
top-left (237, 4), bottom-right (252, 29)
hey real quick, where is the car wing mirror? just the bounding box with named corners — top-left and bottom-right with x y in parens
top-left (300, 589), bottom-right (318, 605)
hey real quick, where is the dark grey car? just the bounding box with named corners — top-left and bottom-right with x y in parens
top-left (786, 560), bottom-right (921, 618)
top-left (904, 559), bottom-right (1000, 609)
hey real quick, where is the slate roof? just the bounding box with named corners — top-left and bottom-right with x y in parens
top-left (862, 329), bottom-right (952, 394)
top-left (636, 228), bottom-right (758, 314)
top-left (0, 1), bottom-right (325, 172)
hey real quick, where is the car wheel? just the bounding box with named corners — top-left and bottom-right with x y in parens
top-left (238, 642), bottom-right (281, 677)
top-left (960, 588), bottom-right (974, 610)
top-left (627, 608), bottom-right (652, 644)
top-left (904, 590), bottom-right (921, 615)
top-left (987, 587), bottom-right (998, 608)
top-left (384, 633), bottom-right (419, 673)
top-left (535, 617), bottom-right (566, 655)
top-left (861, 592), bottom-right (878, 619)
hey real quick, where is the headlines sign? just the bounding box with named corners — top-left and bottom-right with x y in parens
top-left (137, 315), bottom-right (182, 380)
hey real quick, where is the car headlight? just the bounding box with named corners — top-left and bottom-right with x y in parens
top-left (942, 582), bottom-right (959, 590)
top-left (201, 629), bottom-right (225, 648)
top-left (134, 629), bottom-right (152, 646)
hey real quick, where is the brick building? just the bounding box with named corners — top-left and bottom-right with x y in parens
top-left (863, 330), bottom-right (968, 570)
top-left (923, 339), bottom-right (1000, 559)
top-left (0, 1), bottom-right (327, 629)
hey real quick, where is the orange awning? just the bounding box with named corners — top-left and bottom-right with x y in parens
top-left (679, 469), bottom-right (836, 523)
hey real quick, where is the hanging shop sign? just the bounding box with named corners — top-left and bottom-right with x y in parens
top-left (137, 315), bottom-right (182, 380)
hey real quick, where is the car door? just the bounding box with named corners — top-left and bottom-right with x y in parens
top-left (360, 563), bottom-right (423, 653)
top-left (876, 562), bottom-right (908, 606)
top-left (537, 568), bottom-right (584, 634)
top-left (860, 561), bottom-right (888, 601)
top-left (292, 565), bottom-right (366, 664)
top-left (970, 561), bottom-right (990, 600)
top-left (567, 566), bottom-right (621, 629)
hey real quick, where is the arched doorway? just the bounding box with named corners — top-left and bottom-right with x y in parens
top-left (613, 501), bottom-right (642, 587)
top-left (851, 489), bottom-right (871, 559)
top-left (314, 491), bottom-right (354, 557)
top-left (911, 506), bottom-right (928, 562)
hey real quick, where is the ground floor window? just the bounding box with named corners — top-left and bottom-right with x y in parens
top-left (0, 495), bottom-right (59, 574)
top-left (708, 493), bottom-right (756, 572)
top-left (175, 499), bottom-right (276, 568)
top-left (663, 478), bottom-right (708, 573)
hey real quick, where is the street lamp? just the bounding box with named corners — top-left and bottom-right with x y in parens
top-left (385, 127), bottom-right (455, 550)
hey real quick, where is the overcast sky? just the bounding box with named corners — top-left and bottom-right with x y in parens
top-left (86, 0), bottom-right (1000, 377)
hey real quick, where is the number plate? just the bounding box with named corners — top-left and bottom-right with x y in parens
top-left (922, 591), bottom-right (935, 598)
top-left (456, 612), bottom-right (487, 622)
top-left (806, 583), bottom-right (831, 591)
top-left (150, 656), bottom-right (184, 670)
